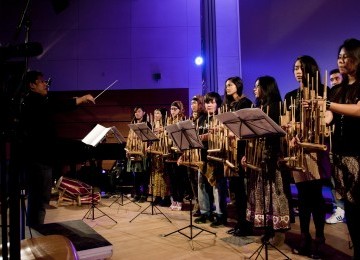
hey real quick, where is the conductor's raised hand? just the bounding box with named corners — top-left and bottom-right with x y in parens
top-left (76, 94), bottom-right (95, 105)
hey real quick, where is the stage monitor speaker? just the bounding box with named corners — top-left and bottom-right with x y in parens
top-left (33, 219), bottom-right (113, 260)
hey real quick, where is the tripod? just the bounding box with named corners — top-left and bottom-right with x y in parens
top-left (82, 157), bottom-right (117, 224)
top-left (163, 120), bottom-right (216, 240)
top-left (81, 124), bottom-right (126, 223)
top-left (128, 123), bottom-right (171, 223)
top-left (108, 160), bottom-right (141, 208)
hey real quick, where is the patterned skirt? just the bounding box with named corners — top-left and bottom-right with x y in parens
top-left (333, 154), bottom-right (360, 205)
top-left (246, 166), bottom-right (290, 231)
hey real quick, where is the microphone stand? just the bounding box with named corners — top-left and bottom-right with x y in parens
top-left (2, 1), bottom-right (33, 259)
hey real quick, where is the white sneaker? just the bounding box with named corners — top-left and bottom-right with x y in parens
top-left (175, 202), bottom-right (183, 211)
top-left (326, 207), bottom-right (345, 224)
top-left (169, 201), bottom-right (177, 210)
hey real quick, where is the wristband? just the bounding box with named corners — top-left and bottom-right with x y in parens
top-left (326, 100), bottom-right (331, 110)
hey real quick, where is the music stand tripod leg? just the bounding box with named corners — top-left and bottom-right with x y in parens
top-left (129, 175), bottom-right (172, 223)
top-left (81, 159), bottom-right (117, 224)
top-left (163, 198), bottom-right (216, 240)
top-left (109, 191), bottom-right (141, 208)
top-left (82, 196), bottom-right (118, 224)
top-left (129, 153), bottom-right (171, 223)
top-left (247, 159), bottom-right (290, 260)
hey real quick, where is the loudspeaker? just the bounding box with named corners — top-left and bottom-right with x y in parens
top-left (152, 73), bottom-right (161, 81)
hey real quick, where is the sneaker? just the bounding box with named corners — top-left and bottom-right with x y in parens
top-left (169, 201), bottom-right (177, 210)
top-left (326, 207), bottom-right (345, 224)
top-left (175, 202), bottom-right (183, 211)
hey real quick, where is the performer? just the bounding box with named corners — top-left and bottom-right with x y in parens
top-left (222, 76), bottom-right (254, 236)
top-left (21, 70), bottom-right (95, 227)
top-left (148, 107), bottom-right (171, 207)
top-left (284, 55), bottom-right (330, 258)
top-left (126, 106), bottom-right (151, 203)
top-left (325, 38), bottom-right (360, 259)
top-left (325, 68), bottom-right (345, 224)
top-left (165, 101), bottom-right (188, 211)
top-left (189, 95), bottom-right (207, 216)
top-left (195, 92), bottom-right (228, 227)
top-left (243, 76), bottom-right (290, 246)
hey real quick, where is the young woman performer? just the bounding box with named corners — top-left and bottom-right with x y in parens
top-left (165, 101), bottom-right (188, 210)
top-left (189, 95), bottom-right (207, 216)
top-left (326, 38), bottom-right (360, 259)
top-left (195, 92), bottom-right (228, 227)
top-left (244, 76), bottom-right (290, 246)
top-left (222, 76), bottom-right (254, 236)
top-left (126, 106), bottom-right (151, 203)
top-left (148, 108), bottom-right (171, 207)
top-left (284, 56), bottom-right (330, 258)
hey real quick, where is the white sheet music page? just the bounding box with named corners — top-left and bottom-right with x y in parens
top-left (82, 124), bottom-right (110, 146)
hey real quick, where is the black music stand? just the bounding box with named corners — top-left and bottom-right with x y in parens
top-left (216, 108), bottom-right (290, 260)
top-left (163, 120), bottom-right (216, 240)
top-left (81, 124), bottom-right (125, 224)
top-left (128, 123), bottom-right (172, 223)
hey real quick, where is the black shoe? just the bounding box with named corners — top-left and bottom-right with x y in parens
top-left (192, 210), bottom-right (201, 217)
top-left (131, 195), bottom-right (140, 202)
top-left (210, 215), bottom-right (226, 228)
top-left (226, 227), bottom-right (236, 234)
top-left (233, 228), bottom-right (253, 237)
top-left (152, 196), bottom-right (162, 205)
top-left (310, 237), bottom-right (325, 259)
top-left (292, 233), bottom-right (312, 256)
top-left (194, 214), bottom-right (208, 224)
top-left (159, 196), bottom-right (171, 207)
top-left (137, 196), bottom-right (147, 203)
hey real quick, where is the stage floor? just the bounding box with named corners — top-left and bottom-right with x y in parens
top-left (31, 195), bottom-right (353, 260)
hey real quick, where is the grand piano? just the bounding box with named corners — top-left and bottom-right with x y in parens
top-left (54, 139), bottom-right (126, 192)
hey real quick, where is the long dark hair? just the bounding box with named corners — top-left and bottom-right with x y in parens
top-left (338, 38), bottom-right (360, 84)
top-left (294, 55), bottom-right (324, 94)
top-left (204, 92), bottom-right (222, 112)
top-left (131, 105), bottom-right (148, 123)
top-left (222, 76), bottom-right (244, 105)
top-left (294, 55), bottom-right (321, 89)
top-left (255, 76), bottom-right (282, 107)
top-left (331, 39), bottom-right (360, 104)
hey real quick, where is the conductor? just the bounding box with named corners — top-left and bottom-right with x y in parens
top-left (20, 70), bottom-right (95, 227)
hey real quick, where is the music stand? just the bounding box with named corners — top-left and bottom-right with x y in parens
top-left (163, 120), bottom-right (216, 240)
top-left (81, 124), bottom-right (125, 223)
top-left (128, 123), bottom-right (172, 223)
top-left (216, 108), bottom-right (290, 260)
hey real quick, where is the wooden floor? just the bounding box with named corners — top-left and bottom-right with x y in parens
top-left (30, 196), bottom-right (354, 260)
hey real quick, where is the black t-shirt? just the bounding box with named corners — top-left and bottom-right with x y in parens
top-left (20, 91), bottom-right (77, 164)
top-left (226, 97), bottom-right (253, 159)
top-left (329, 82), bottom-right (360, 156)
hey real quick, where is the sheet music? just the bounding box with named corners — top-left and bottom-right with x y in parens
top-left (128, 122), bottom-right (159, 142)
top-left (82, 124), bottom-right (125, 146)
top-left (216, 108), bottom-right (286, 139)
top-left (165, 120), bottom-right (203, 151)
top-left (110, 126), bottom-right (126, 143)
